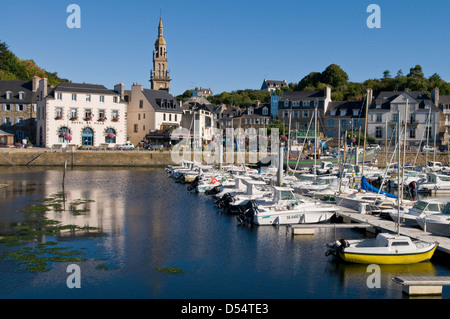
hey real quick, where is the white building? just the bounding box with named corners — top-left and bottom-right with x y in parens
top-left (36, 79), bottom-right (128, 148)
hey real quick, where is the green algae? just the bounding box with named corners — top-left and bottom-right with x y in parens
top-left (156, 267), bottom-right (184, 274)
top-left (0, 193), bottom-right (107, 272)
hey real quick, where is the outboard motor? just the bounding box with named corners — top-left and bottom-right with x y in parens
top-left (187, 176), bottom-right (200, 192)
top-left (237, 200), bottom-right (257, 224)
top-left (205, 186), bottom-right (221, 195)
top-left (215, 193), bottom-right (233, 209)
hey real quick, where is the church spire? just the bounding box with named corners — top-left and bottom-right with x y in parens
top-left (158, 16), bottom-right (163, 38)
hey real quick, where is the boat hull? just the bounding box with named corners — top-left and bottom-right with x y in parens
top-left (254, 211), bottom-right (336, 226)
top-left (417, 219), bottom-right (450, 237)
top-left (338, 244), bottom-right (437, 264)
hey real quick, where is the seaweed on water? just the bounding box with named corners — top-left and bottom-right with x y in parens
top-left (155, 267), bottom-right (184, 274)
top-left (0, 193), bottom-right (107, 272)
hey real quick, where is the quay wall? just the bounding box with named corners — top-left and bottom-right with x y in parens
top-left (0, 149), bottom-right (448, 168)
top-left (0, 149), bottom-right (254, 167)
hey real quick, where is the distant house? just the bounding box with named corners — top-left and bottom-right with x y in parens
top-left (36, 79), bottom-right (128, 148)
top-left (181, 95), bottom-right (214, 142)
top-left (0, 76), bottom-right (39, 144)
top-left (432, 87), bottom-right (450, 146)
top-left (193, 88), bottom-right (213, 98)
top-left (126, 84), bottom-right (182, 145)
top-left (260, 79), bottom-right (288, 92)
top-left (324, 101), bottom-right (365, 140)
top-left (368, 90), bottom-right (441, 147)
top-left (277, 87), bottom-right (332, 133)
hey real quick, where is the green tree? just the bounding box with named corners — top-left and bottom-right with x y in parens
top-left (320, 64), bottom-right (349, 88)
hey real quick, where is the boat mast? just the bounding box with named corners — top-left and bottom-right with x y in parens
top-left (397, 111), bottom-right (401, 235)
top-left (402, 99), bottom-right (408, 204)
top-left (314, 103), bottom-right (318, 177)
top-left (361, 90), bottom-right (370, 178)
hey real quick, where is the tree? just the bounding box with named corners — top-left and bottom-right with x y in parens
top-left (407, 65), bottom-right (424, 79)
top-left (382, 70), bottom-right (391, 79)
top-left (320, 64), bottom-right (349, 88)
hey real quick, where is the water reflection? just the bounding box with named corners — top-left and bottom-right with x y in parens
top-left (0, 166), bottom-right (449, 299)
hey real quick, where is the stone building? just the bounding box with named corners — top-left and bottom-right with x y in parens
top-left (0, 76), bottom-right (40, 144)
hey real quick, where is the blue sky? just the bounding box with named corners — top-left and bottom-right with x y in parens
top-left (1, 0), bottom-right (450, 96)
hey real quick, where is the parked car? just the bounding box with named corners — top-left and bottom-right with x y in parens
top-left (116, 142), bottom-right (135, 150)
top-left (422, 145), bottom-right (434, 152)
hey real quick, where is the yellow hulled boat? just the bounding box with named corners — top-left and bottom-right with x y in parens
top-left (326, 233), bottom-right (437, 265)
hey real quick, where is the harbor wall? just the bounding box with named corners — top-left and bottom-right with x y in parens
top-left (0, 148), bottom-right (448, 167)
top-left (0, 149), bottom-right (254, 167)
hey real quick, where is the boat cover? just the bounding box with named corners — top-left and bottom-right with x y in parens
top-left (361, 176), bottom-right (397, 199)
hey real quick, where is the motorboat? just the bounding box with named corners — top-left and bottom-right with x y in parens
top-left (325, 233), bottom-right (437, 264)
top-left (417, 172), bottom-right (450, 194)
top-left (306, 178), bottom-right (356, 201)
top-left (388, 200), bottom-right (445, 226)
top-left (294, 175), bottom-right (338, 195)
top-left (237, 187), bottom-right (338, 225)
top-left (213, 176), bottom-right (254, 199)
top-left (194, 174), bottom-right (235, 193)
top-left (416, 202), bottom-right (450, 237)
top-left (216, 180), bottom-right (272, 214)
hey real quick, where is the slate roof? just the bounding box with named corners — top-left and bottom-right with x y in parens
top-left (371, 91), bottom-right (439, 112)
top-left (53, 82), bottom-right (118, 95)
top-left (141, 89), bottom-right (183, 113)
top-left (327, 101), bottom-right (365, 117)
top-left (0, 80), bottom-right (38, 103)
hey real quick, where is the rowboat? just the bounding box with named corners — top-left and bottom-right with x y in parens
top-left (325, 233), bottom-right (437, 264)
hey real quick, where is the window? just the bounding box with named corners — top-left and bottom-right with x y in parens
top-left (293, 111), bottom-right (299, 118)
top-left (328, 119), bottom-right (334, 127)
top-left (169, 114), bottom-right (172, 121)
top-left (105, 128), bottom-right (116, 144)
top-left (112, 110), bottom-right (119, 120)
top-left (16, 117), bottom-right (25, 126)
top-left (353, 110), bottom-right (359, 116)
top-left (98, 109), bottom-right (106, 120)
top-left (303, 111), bottom-right (309, 118)
top-left (330, 111), bottom-right (336, 116)
top-left (84, 109), bottom-right (92, 119)
top-left (71, 94), bottom-right (77, 101)
top-left (340, 110), bottom-right (346, 116)
top-left (375, 126), bottom-right (383, 138)
top-left (70, 108), bottom-right (78, 120)
top-left (393, 114), bottom-right (398, 123)
top-left (56, 107), bottom-right (63, 119)
top-left (409, 128), bottom-right (416, 138)
top-left (174, 114), bottom-right (177, 121)
top-left (6, 91), bottom-right (12, 99)
top-left (138, 114), bottom-right (141, 120)
top-left (2, 117), bottom-right (12, 126)
top-left (163, 113), bottom-right (166, 121)
top-left (283, 111), bottom-right (289, 118)
top-left (292, 101), bottom-right (299, 107)
top-left (376, 114), bottom-right (382, 122)
top-left (134, 124), bottom-right (138, 133)
top-left (19, 92), bottom-right (24, 100)
top-left (113, 96), bottom-right (118, 103)
top-left (57, 93), bottom-right (63, 100)
top-left (100, 96), bottom-right (105, 103)
top-left (139, 100), bottom-right (143, 108)
top-left (302, 101), bottom-right (309, 107)
top-left (263, 107), bottom-right (268, 115)
top-left (58, 127), bottom-right (70, 143)
top-left (3, 104), bottom-right (12, 111)
top-left (86, 94), bottom-right (91, 102)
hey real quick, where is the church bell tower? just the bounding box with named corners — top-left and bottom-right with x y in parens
top-left (150, 17), bottom-right (171, 91)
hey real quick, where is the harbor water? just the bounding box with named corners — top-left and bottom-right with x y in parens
top-left (1, 166), bottom-right (450, 299)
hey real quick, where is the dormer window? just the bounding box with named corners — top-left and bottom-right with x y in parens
top-left (340, 110), bottom-right (346, 116)
top-left (19, 91), bottom-right (24, 100)
top-left (6, 91), bottom-right (12, 99)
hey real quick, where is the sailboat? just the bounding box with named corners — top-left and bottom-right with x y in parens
top-left (325, 95), bottom-right (438, 264)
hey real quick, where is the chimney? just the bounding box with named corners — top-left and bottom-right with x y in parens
top-left (432, 87), bottom-right (440, 108)
top-left (32, 76), bottom-right (40, 92)
top-left (39, 78), bottom-right (48, 100)
top-left (114, 83), bottom-right (125, 100)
